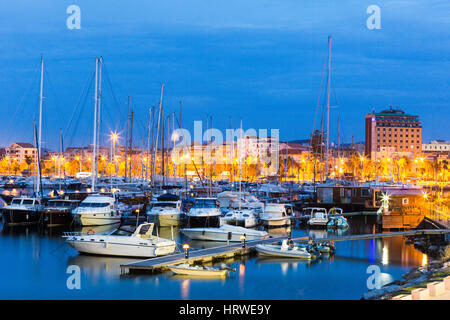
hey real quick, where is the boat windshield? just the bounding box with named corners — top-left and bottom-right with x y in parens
top-left (193, 199), bottom-right (217, 208)
top-left (22, 199), bottom-right (35, 205)
top-left (153, 202), bottom-right (177, 208)
top-left (48, 201), bottom-right (73, 207)
top-left (79, 202), bottom-right (110, 208)
top-left (11, 199), bottom-right (22, 205)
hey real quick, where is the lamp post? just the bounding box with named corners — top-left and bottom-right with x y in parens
top-left (183, 243), bottom-right (190, 259)
top-left (286, 226), bottom-right (292, 243)
top-left (240, 234), bottom-right (246, 249)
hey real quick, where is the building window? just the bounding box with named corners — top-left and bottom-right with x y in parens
top-left (402, 198), bottom-right (409, 205)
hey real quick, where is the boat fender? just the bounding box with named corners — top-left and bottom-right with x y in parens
top-left (87, 229), bottom-right (95, 235)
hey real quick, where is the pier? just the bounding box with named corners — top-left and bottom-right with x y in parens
top-left (120, 229), bottom-right (450, 274)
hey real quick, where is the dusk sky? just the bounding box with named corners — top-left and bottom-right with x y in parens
top-left (0, 0), bottom-right (448, 151)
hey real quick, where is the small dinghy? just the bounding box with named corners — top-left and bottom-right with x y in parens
top-left (255, 240), bottom-right (312, 259)
top-left (168, 264), bottom-right (231, 277)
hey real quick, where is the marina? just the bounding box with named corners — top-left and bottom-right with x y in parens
top-left (0, 1), bottom-right (449, 304)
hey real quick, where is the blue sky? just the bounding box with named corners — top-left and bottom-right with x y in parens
top-left (0, 0), bottom-right (449, 150)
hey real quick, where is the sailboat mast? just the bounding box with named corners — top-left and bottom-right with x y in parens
top-left (125, 96), bottom-right (130, 182)
top-left (153, 84), bottom-right (164, 187)
top-left (96, 57), bottom-right (103, 183)
top-left (37, 58), bottom-right (44, 195)
top-left (325, 35), bottom-right (332, 179)
top-left (91, 57), bottom-right (99, 192)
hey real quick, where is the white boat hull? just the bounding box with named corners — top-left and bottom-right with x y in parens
top-left (181, 228), bottom-right (267, 242)
top-left (260, 218), bottom-right (291, 227)
top-left (68, 240), bottom-right (175, 258)
top-left (255, 244), bottom-right (311, 259)
top-left (219, 217), bottom-right (258, 228)
top-left (148, 213), bottom-right (183, 227)
top-left (76, 215), bottom-right (121, 226)
top-left (168, 266), bottom-right (227, 277)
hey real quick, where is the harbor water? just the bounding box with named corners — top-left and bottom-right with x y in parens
top-left (0, 217), bottom-right (428, 300)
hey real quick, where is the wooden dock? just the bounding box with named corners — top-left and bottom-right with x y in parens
top-left (120, 229), bottom-right (450, 274)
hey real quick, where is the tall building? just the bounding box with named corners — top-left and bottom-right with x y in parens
top-left (365, 106), bottom-right (422, 160)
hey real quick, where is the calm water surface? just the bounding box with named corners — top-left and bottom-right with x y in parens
top-left (0, 218), bottom-right (427, 300)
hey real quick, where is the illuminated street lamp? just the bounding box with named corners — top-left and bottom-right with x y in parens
top-left (240, 234), bottom-right (246, 249)
top-left (286, 227), bottom-right (292, 242)
top-left (183, 243), bottom-right (190, 259)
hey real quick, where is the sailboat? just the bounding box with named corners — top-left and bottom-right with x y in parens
top-left (72, 57), bottom-right (121, 226)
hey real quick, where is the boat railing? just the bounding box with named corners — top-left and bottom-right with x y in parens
top-left (62, 231), bottom-right (96, 237)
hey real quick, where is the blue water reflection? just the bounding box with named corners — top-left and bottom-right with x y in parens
top-left (0, 220), bottom-right (425, 300)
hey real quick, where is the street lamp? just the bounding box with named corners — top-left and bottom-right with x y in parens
top-left (240, 234), bottom-right (246, 249)
top-left (183, 243), bottom-right (190, 259)
top-left (286, 227), bottom-right (292, 242)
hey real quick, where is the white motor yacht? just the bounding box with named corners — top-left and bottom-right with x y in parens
top-left (219, 208), bottom-right (259, 228)
top-left (72, 194), bottom-right (121, 226)
top-left (185, 198), bottom-right (221, 227)
top-left (146, 200), bottom-right (185, 227)
top-left (64, 222), bottom-right (176, 258)
top-left (180, 224), bottom-right (269, 242)
top-left (259, 203), bottom-right (291, 227)
top-left (255, 240), bottom-right (312, 259)
top-left (306, 207), bottom-right (329, 227)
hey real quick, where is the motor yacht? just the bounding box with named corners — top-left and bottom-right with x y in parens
top-left (306, 207), bottom-right (329, 227)
top-left (64, 222), bottom-right (176, 258)
top-left (43, 199), bottom-right (80, 227)
top-left (255, 240), bottom-right (312, 259)
top-left (72, 194), bottom-right (121, 226)
top-left (185, 198), bottom-right (221, 227)
top-left (219, 208), bottom-right (259, 228)
top-left (146, 194), bottom-right (185, 227)
top-left (180, 224), bottom-right (269, 242)
top-left (1, 197), bottom-right (44, 225)
top-left (259, 203), bottom-right (291, 227)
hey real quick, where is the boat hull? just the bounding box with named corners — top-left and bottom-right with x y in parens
top-left (185, 216), bottom-right (220, 228)
top-left (75, 214), bottom-right (121, 226)
top-left (148, 213), bottom-right (184, 227)
top-left (68, 240), bottom-right (175, 258)
top-left (181, 228), bottom-right (266, 242)
top-left (1, 208), bottom-right (42, 226)
top-left (44, 210), bottom-right (74, 227)
top-left (168, 266), bottom-right (227, 277)
top-left (255, 244), bottom-right (311, 259)
top-left (260, 218), bottom-right (291, 227)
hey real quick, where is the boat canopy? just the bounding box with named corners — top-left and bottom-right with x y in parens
top-left (157, 193), bottom-right (180, 201)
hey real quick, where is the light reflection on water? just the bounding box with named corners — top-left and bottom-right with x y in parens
top-left (0, 219), bottom-right (428, 300)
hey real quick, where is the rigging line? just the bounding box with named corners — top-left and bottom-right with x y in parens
top-left (65, 74), bottom-right (94, 148)
top-left (4, 63), bottom-right (41, 141)
top-left (310, 51), bottom-right (328, 144)
top-left (102, 62), bottom-right (127, 122)
top-left (63, 71), bottom-right (95, 137)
